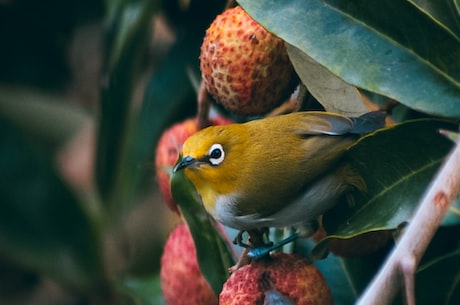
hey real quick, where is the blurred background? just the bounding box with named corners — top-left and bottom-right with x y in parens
top-left (0, 0), bottom-right (228, 304)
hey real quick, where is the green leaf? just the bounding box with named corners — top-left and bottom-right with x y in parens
top-left (407, 0), bottom-right (460, 41)
top-left (312, 120), bottom-right (456, 257)
top-left (95, 0), bottom-right (157, 204)
top-left (443, 197), bottom-right (460, 226)
top-left (314, 254), bottom-right (360, 305)
top-left (415, 251), bottom-right (460, 305)
top-left (0, 87), bottom-right (90, 149)
top-left (171, 170), bottom-right (235, 296)
top-left (121, 275), bottom-right (166, 305)
top-left (109, 41), bottom-right (197, 214)
top-left (286, 44), bottom-right (368, 117)
top-left (0, 119), bottom-right (103, 291)
top-left (238, 0), bottom-right (460, 117)
top-left (97, 0), bottom-right (226, 216)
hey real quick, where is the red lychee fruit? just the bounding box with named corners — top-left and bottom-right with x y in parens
top-left (200, 6), bottom-right (298, 116)
top-left (220, 253), bottom-right (333, 305)
top-left (155, 116), bottom-right (232, 214)
top-left (160, 223), bottom-right (218, 305)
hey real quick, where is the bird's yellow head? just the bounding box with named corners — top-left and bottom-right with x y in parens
top-left (173, 123), bottom-right (247, 213)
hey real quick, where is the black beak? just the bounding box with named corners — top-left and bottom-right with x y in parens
top-left (173, 156), bottom-right (197, 172)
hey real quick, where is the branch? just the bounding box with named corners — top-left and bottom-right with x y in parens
top-left (356, 135), bottom-right (460, 305)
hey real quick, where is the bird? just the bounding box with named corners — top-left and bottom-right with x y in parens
top-left (173, 111), bottom-right (385, 258)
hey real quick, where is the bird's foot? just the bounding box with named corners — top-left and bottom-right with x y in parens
top-left (232, 229), bottom-right (301, 261)
top-left (247, 232), bottom-right (300, 260)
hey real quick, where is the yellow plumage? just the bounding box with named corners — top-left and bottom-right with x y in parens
top-left (174, 111), bottom-right (384, 233)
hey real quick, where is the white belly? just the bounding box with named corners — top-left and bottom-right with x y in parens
top-left (213, 171), bottom-right (346, 230)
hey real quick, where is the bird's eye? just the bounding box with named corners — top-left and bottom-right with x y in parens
top-left (208, 143), bottom-right (225, 166)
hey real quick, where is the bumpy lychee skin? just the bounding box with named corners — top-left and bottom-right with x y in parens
top-left (161, 223), bottom-right (218, 305)
top-left (220, 253), bottom-right (333, 305)
top-left (155, 116), bottom-right (232, 214)
top-left (200, 6), bottom-right (298, 115)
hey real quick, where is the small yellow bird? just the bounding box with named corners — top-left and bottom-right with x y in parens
top-left (173, 111), bottom-right (385, 255)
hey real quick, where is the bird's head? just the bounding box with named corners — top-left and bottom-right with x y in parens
top-left (173, 124), bottom-right (246, 211)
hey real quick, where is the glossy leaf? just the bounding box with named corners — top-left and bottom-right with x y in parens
top-left (238, 0), bottom-right (460, 117)
top-left (98, 0), bottom-right (226, 216)
top-left (311, 120), bottom-right (457, 257)
top-left (0, 120), bottom-right (103, 290)
top-left (286, 44), bottom-right (368, 117)
top-left (95, 0), bottom-right (157, 204)
top-left (407, 0), bottom-right (460, 41)
top-left (315, 254), bottom-right (361, 305)
top-left (171, 170), bottom-right (235, 296)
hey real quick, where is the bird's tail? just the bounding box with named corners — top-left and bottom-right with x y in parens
top-left (349, 111), bottom-right (386, 135)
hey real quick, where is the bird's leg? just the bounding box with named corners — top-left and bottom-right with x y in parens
top-left (232, 228), bottom-right (271, 249)
top-left (230, 229), bottom-right (270, 272)
top-left (246, 221), bottom-right (319, 260)
top-left (297, 220), bottom-right (319, 238)
top-left (231, 222), bottom-right (320, 267)
top-left (247, 232), bottom-right (299, 260)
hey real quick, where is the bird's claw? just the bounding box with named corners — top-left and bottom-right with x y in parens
top-left (232, 229), bottom-right (300, 261)
top-left (247, 232), bottom-right (300, 260)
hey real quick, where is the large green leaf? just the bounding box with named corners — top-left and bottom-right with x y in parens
top-left (238, 0), bottom-right (460, 117)
top-left (286, 44), bottom-right (368, 116)
top-left (98, 0), bottom-right (226, 216)
top-left (324, 120), bottom-right (456, 235)
top-left (171, 170), bottom-right (235, 296)
top-left (311, 120), bottom-right (457, 260)
top-left (0, 119), bottom-right (103, 290)
top-left (407, 0), bottom-right (460, 41)
top-left (95, 0), bottom-right (157, 204)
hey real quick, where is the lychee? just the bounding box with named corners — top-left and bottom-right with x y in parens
top-left (200, 6), bottom-right (298, 115)
top-left (160, 223), bottom-right (218, 305)
top-left (220, 253), bottom-right (333, 305)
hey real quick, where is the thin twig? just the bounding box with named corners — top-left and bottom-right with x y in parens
top-left (356, 137), bottom-right (460, 305)
top-left (197, 81), bottom-right (211, 130)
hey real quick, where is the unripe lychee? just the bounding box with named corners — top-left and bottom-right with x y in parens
top-left (155, 116), bottom-right (232, 213)
top-left (160, 223), bottom-right (218, 305)
top-left (200, 6), bottom-right (298, 115)
top-left (220, 253), bottom-right (332, 305)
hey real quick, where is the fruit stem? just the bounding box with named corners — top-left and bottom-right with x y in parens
top-left (197, 81), bottom-right (211, 129)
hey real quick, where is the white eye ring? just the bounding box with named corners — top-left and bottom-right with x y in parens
top-left (208, 143), bottom-right (225, 166)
